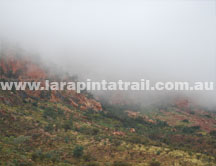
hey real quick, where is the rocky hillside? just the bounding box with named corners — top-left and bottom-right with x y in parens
top-left (0, 47), bottom-right (102, 112)
top-left (0, 48), bottom-right (216, 166)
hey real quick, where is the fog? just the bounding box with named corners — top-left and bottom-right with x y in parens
top-left (0, 0), bottom-right (216, 108)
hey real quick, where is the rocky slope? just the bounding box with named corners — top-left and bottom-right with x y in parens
top-left (0, 47), bottom-right (102, 112)
top-left (0, 48), bottom-right (216, 166)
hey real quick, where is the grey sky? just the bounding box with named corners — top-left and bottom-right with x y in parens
top-left (0, 0), bottom-right (216, 107)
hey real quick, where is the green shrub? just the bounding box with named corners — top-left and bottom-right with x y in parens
top-left (84, 161), bottom-right (100, 166)
top-left (156, 150), bottom-right (161, 155)
top-left (32, 102), bottom-right (38, 107)
top-left (31, 149), bottom-right (45, 161)
top-left (44, 123), bottom-right (54, 132)
top-left (13, 135), bottom-right (31, 145)
top-left (73, 145), bottom-right (84, 158)
top-left (113, 161), bottom-right (131, 166)
top-left (44, 150), bottom-right (60, 163)
top-left (176, 125), bottom-right (200, 134)
top-left (31, 149), bottom-right (60, 162)
top-left (149, 160), bottom-right (161, 166)
top-left (83, 153), bottom-right (96, 162)
top-left (182, 119), bottom-right (189, 123)
top-left (62, 119), bottom-right (73, 131)
top-left (43, 107), bottom-right (58, 119)
top-left (210, 130), bottom-right (216, 137)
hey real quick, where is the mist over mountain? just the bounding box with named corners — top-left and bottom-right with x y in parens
top-left (1, 1), bottom-right (216, 166)
top-left (0, 0), bottom-right (216, 108)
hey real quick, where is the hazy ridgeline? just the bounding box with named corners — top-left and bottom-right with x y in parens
top-left (0, 0), bottom-right (215, 109)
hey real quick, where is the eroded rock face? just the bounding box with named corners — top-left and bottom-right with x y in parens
top-left (130, 128), bottom-right (136, 133)
top-left (0, 49), bottom-right (46, 80)
top-left (0, 49), bottom-right (102, 112)
top-left (112, 131), bottom-right (125, 136)
top-left (175, 99), bottom-right (189, 109)
top-left (125, 110), bottom-right (140, 118)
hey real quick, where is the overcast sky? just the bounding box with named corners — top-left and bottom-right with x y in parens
top-left (0, 0), bottom-right (216, 106)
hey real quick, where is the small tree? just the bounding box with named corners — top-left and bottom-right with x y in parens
top-left (210, 130), bottom-right (216, 137)
top-left (73, 145), bottom-right (84, 158)
top-left (62, 119), bottom-right (73, 131)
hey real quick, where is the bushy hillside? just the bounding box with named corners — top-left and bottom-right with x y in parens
top-left (0, 48), bottom-right (216, 166)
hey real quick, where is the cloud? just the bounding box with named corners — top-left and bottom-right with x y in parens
top-left (0, 0), bottom-right (215, 108)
